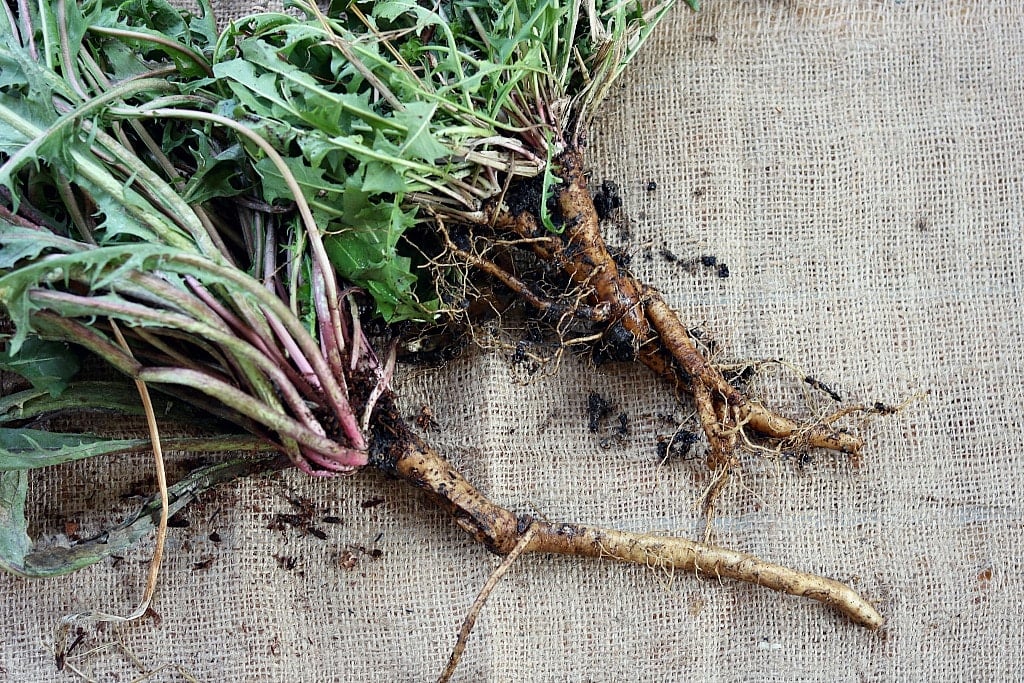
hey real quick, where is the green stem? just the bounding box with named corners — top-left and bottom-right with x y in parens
top-left (0, 78), bottom-right (174, 184)
top-left (86, 125), bottom-right (225, 259)
top-left (86, 25), bottom-right (214, 77)
top-left (0, 103), bottom-right (196, 253)
top-left (135, 108), bottom-right (343, 337)
top-left (114, 112), bottom-right (369, 451)
top-left (28, 289), bottom-right (322, 446)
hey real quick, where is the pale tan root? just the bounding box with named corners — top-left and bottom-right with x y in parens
top-left (371, 402), bottom-right (884, 639)
top-left (437, 523), bottom-right (539, 683)
top-left (642, 288), bottom-right (865, 455)
top-left (526, 522), bottom-right (883, 630)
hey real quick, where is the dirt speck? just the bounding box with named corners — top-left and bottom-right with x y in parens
top-left (415, 404), bottom-right (440, 432)
top-left (191, 557), bottom-right (215, 571)
top-left (592, 179), bottom-right (622, 219)
top-left (274, 555), bottom-right (298, 571)
top-left (587, 392), bottom-right (613, 433)
top-left (804, 375), bottom-right (843, 402)
top-left (167, 513), bottom-right (190, 528)
top-left (656, 430), bottom-right (700, 463)
top-left (338, 550), bottom-right (359, 571)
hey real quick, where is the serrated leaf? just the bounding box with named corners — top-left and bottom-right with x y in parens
top-left (0, 471), bottom-right (32, 577)
top-left (373, 1), bottom-right (445, 33)
top-left (181, 141), bottom-right (251, 204)
top-left (392, 101), bottom-right (450, 163)
top-left (0, 337), bottom-right (80, 397)
top-left (104, 0), bottom-right (212, 78)
top-left (0, 428), bottom-right (150, 470)
top-left (322, 199), bottom-right (425, 321)
top-left (0, 225), bottom-right (87, 269)
top-left (0, 456), bottom-right (284, 578)
top-left (253, 154), bottom-right (346, 205)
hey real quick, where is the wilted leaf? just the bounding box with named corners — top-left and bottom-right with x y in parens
top-left (0, 456), bottom-right (284, 578)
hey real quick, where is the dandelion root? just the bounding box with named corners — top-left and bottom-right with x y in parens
top-left (370, 398), bottom-right (883, 631)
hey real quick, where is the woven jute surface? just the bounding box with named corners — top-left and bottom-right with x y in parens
top-left (3, 1), bottom-right (1023, 680)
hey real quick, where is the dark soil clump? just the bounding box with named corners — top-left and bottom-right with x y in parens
top-left (586, 392), bottom-right (613, 433)
top-left (592, 180), bottom-right (622, 219)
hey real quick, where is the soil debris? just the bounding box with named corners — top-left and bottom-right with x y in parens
top-left (267, 492), bottom-right (329, 539)
top-left (656, 429), bottom-right (700, 463)
top-left (587, 392), bottom-right (613, 433)
top-left (804, 375), bottom-right (843, 402)
top-left (191, 557), bottom-right (215, 571)
top-left (660, 250), bottom-right (730, 278)
top-left (873, 401), bottom-right (898, 415)
top-left (273, 555), bottom-right (298, 571)
top-left (592, 179), bottom-right (622, 219)
top-left (337, 544), bottom-right (385, 571)
top-left (415, 404), bottom-right (441, 432)
top-left (585, 392), bottom-right (630, 448)
top-left (167, 513), bottom-right (190, 528)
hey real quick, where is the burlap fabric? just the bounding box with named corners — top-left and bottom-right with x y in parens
top-left (3, 1), bottom-right (1023, 680)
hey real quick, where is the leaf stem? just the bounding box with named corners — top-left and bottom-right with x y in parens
top-left (85, 25), bottom-right (214, 77)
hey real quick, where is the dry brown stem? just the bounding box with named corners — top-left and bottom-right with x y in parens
top-left (55, 325), bottom-right (171, 669)
top-left (437, 523), bottom-right (539, 683)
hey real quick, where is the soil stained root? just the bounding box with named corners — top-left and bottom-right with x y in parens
top-left (0, 4), bottom-right (889, 680)
top-left (370, 399), bottom-right (884, 671)
top-left (484, 147), bottom-right (864, 461)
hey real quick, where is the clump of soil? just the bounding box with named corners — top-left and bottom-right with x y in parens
top-left (592, 179), bottom-right (623, 219)
top-left (656, 429), bottom-right (700, 463)
top-left (586, 392), bottom-right (630, 449)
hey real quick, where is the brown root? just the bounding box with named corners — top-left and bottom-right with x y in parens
top-left (527, 522), bottom-right (883, 630)
top-left (369, 398), bottom-right (884, 663)
top-left (470, 146), bottom-right (866, 465)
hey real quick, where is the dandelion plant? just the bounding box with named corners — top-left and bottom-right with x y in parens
top-left (1, 0), bottom-right (882, 675)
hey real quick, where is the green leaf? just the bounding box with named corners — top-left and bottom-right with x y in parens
top-left (181, 141), bottom-right (251, 204)
top-left (322, 197), bottom-right (426, 321)
top-left (102, 0), bottom-right (214, 78)
top-left (0, 337), bottom-right (80, 397)
top-left (361, 160), bottom-right (406, 194)
top-left (253, 154), bottom-right (346, 205)
top-left (0, 471), bottom-right (32, 577)
top-left (0, 456), bottom-right (285, 578)
top-left (392, 101), bottom-right (450, 163)
top-left (0, 225), bottom-right (87, 269)
top-left (0, 427), bottom-right (268, 470)
top-left (0, 382), bottom-right (146, 424)
top-left (0, 428), bottom-right (151, 470)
